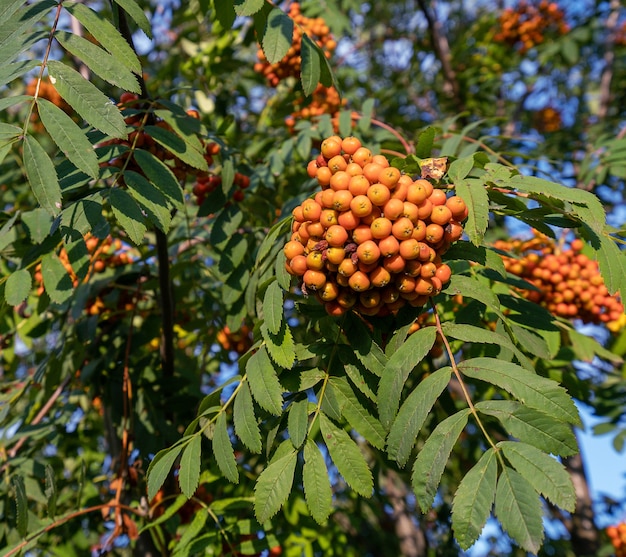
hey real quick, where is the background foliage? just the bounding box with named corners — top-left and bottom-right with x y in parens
top-left (1, 0), bottom-right (626, 556)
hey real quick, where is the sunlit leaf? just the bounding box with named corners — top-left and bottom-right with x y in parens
top-left (179, 435), bottom-right (202, 498)
top-left (303, 440), bottom-right (332, 524)
top-left (254, 449), bottom-right (298, 523)
top-left (213, 413), bottom-right (239, 483)
top-left (245, 345), bottom-right (284, 416)
top-left (23, 134), bottom-right (62, 216)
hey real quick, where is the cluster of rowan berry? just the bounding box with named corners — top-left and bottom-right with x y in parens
top-left (215, 323), bottom-right (254, 355)
top-left (254, 2), bottom-right (336, 86)
top-left (192, 170), bottom-right (251, 206)
top-left (285, 84), bottom-right (346, 131)
top-left (283, 135), bottom-right (467, 318)
top-left (607, 522), bottom-right (626, 557)
top-left (494, 0), bottom-right (569, 53)
top-left (533, 106), bottom-right (562, 133)
top-left (494, 233), bottom-right (624, 329)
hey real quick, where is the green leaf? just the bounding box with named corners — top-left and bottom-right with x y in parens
top-left (453, 178), bottom-right (489, 245)
top-left (441, 322), bottom-right (533, 370)
top-left (41, 252), bottom-right (73, 304)
top-left (263, 280), bottom-right (284, 335)
top-left (233, 381), bottom-right (262, 453)
top-left (475, 400), bottom-right (578, 456)
top-left (234, 0), bottom-right (264, 16)
top-left (0, 122), bottom-right (22, 140)
top-left (288, 397), bottom-right (309, 449)
top-left (446, 275), bottom-right (505, 320)
top-left (494, 466), bottom-right (544, 554)
top-left (452, 448), bottom-right (497, 550)
top-left (499, 441), bottom-right (575, 512)
top-left (171, 508), bottom-right (209, 557)
top-left (109, 188), bottom-right (147, 245)
top-left (303, 440), bottom-right (332, 525)
top-left (261, 320), bottom-right (295, 369)
top-left (37, 97), bottom-right (99, 178)
top-left (595, 233), bottom-right (626, 303)
top-left (378, 326), bottom-right (437, 430)
top-left (254, 448), bottom-right (298, 523)
top-left (458, 358), bottom-right (580, 425)
top-left (412, 409), bottom-right (470, 512)
top-left (65, 3), bottom-right (141, 74)
top-left (215, 0), bottom-right (236, 29)
top-left (179, 435), bottom-right (202, 498)
top-left (11, 474), bottom-right (28, 538)
top-left (123, 170), bottom-right (172, 233)
top-left (300, 33), bottom-right (320, 96)
top-left (47, 60), bottom-right (127, 138)
top-left (112, 0), bottom-right (153, 38)
top-left (0, 59), bottom-right (40, 88)
top-left (319, 413), bottom-right (373, 497)
top-left (261, 8), bottom-right (293, 64)
top-left (44, 464), bottom-right (57, 519)
top-left (147, 444), bottom-right (184, 501)
top-left (387, 366), bottom-right (452, 466)
top-left (144, 124), bottom-right (208, 171)
top-left (23, 134), bottom-right (62, 216)
top-left (415, 127), bottom-right (435, 159)
top-left (507, 174), bottom-right (606, 235)
top-left (55, 31), bottom-right (140, 93)
top-left (256, 217), bottom-right (290, 264)
top-left (130, 148), bottom-right (183, 209)
top-left (343, 313), bottom-right (387, 376)
top-left (213, 412), bottom-right (239, 483)
top-left (245, 345), bottom-right (284, 416)
top-left (447, 155), bottom-right (475, 183)
top-left (329, 377), bottom-right (386, 450)
top-left (5, 269), bottom-right (32, 306)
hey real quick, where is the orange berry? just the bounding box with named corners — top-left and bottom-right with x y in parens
top-left (382, 197), bottom-right (405, 220)
top-left (356, 240), bottom-right (381, 264)
top-left (337, 210), bottom-right (360, 230)
top-left (430, 205), bottom-right (453, 225)
top-left (379, 167), bottom-right (401, 189)
top-left (332, 189), bottom-right (353, 211)
top-left (363, 162), bottom-right (384, 184)
top-left (348, 174), bottom-right (371, 196)
top-left (350, 194), bottom-right (373, 217)
top-left (428, 188), bottom-right (448, 206)
top-left (321, 138), bottom-right (342, 159)
top-left (341, 136), bottom-right (362, 155)
top-left (303, 269), bottom-right (327, 290)
top-left (351, 147), bottom-right (373, 167)
top-left (378, 234), bottom-right (400, 257)
top-left (326, 224), bottom-right (349, 247)
top-left (370, 217), bottom-right (393, 239)
top-left (391, 217), bottom-right (415, 240)
top-left (348, 270), bottom-right (371, 291)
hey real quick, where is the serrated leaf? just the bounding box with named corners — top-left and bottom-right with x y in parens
top-left (446, 275), bottom-right (505, 320)
top-left (245, 345), bottom-right (284, 416)
top-left (144, 124), bottom-right (208, 171)
top-left (475, 400), bottom-right (578, 456)
top-left (412, 409), bottom-right (470, 512)
top-left (319, 413), bottom-right (373, 497)
top-left (329, 377), bottom-right (386, 450)
top-left (415, 127), bottom-right (435, 159)
top-left (179, 435), bottom-right (202, 498)
top-left (0, 59), bottom-right (40, 87)
top-left (453, 178), bottom-right (489, 245)
top-left (64, 3), bottom-right (141, 74)
top-left (234, 0), bottom-right (264, 16)
top-left (254, 449), bottom-right (298, 523)
top-left (458, 358), bottom-right (580, 425)
top-left (387, 366), bottom-right (452, 466)
top-left (44, 464), bottom-right (57, 518)
top-left (47, 60), bottom-right (127, 138)
top-left (343, 312), bottom-right (387, 376)
top-left (37, 97), bottom-right (99, 178)
top-left (11, 474), bottom-right (28, 538)
top-left (261, 8), bottom-right (293, 64)
top-left (109, 188), bottom-right (147, 245)
top-left (507, 174), bottom-right (606, 235)
top-left (263, 280), bottom-right (284, 335)
top-left (147, 444), bottom-right (184, 501)
top-left (288, 397), bottom-right (309, 449)
top-left (171, 508), bottom-right (209, 557)
top-left (233, 381), bottom-right (262, 453)
top-left (5, 269), bottom-right (32, 306)
top-left (213, 412), bottom-right (239, 484)
top-left (499, 441), bottom-right (575, 512)
top-left (0, 122), bottom-right (22, 140)
top-left (300, 33), bottom-right (320, 96)
top-left (303, 440), bottom-right (332, 524)
top-left (378, 326), bottom-right (437, 430)
top-left (123, 170), bottom-right (172, 233)
top-left (257, 217), bottom-right (290, 264)
top-left (452, 448), bottom-right (497, 550)
top-left (494, 466), bottom-right (544, 554)
top-left (447, 155), bottom-right (475, 183)
top-left (41, 252), bottom-right (73, 304)
top-left (112, 0), bottom-right (153, 38)
top-left (261, 320), bottom-right (295, 369)
top-left (55, 31), bottom-right (140, 94)
top-left (132, 149), bottom-right (183, 208)
top-left (596, 233), bottom-right (626, 303)
top-left (23, 133), bottom-right (62, 216)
